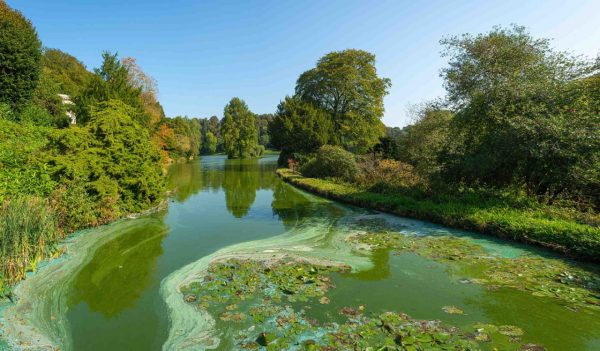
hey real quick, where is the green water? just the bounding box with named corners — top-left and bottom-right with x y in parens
top-left (9, 155), bottom-right (599, 350)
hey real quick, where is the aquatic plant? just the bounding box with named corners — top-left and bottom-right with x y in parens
top-left (347, 228), bottom-right (600, 311)
top-left (0, 195), bottom-right (60, 294)
top-left (180, 257), bottom-right (548, 350)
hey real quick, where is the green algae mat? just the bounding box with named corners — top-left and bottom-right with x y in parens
top-left (1, 155), bottom-right (599, 351)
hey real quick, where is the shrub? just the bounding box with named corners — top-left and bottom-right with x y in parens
top-left (357, 157), bottom-right (423, 193)
top-left (0, 196), bottom-right (59, 291)
top-left (300, 145), bottom-right (358, 181)
top-left (0, 118), bottom-right (55, 203)
top-left (0, 2), bottom-right (42, 109)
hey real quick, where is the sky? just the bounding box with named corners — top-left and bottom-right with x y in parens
top-left (7, 0), bottom-right (600, 127)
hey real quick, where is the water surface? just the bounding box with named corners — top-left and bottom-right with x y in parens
top-left (21, 154), bottom-right (600, 350)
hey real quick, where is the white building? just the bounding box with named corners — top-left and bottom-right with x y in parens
top-left (58, 94), bottom-right (76, 124)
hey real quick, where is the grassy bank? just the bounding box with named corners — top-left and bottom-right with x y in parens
top-left (277, 168), bottom-right (600, 261)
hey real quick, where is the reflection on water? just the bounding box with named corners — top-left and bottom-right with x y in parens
top-left (68, 216), bottom-right (168, 317)
top-left (43, 154), bottom-right (599, 351)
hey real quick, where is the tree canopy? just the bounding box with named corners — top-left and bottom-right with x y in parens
top-left (438, 25), bottom-right (599, 202)
top-left (269, 96), bottom-right (333, 164)
top-left (221, 98), bottom-right (262, 158)
top-left (295, 49), bottom-right (391, 153)
top-left (0, 1), bottom-right (42, 109)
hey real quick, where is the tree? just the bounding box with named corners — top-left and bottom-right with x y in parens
top-left (269, 96), bottom-right (333, 164)
top-left (49, 100), bottom-right (165, 216)
top-left (202, 131), bottom-right (218, 154)
top-left (254, 113), bottom-right (273, 147)
top-left (76, 52), bottom-right (145, 125)
top-left (396, 107), bottom-right (454, 178)
top-left (41, 48), bottom-right (93, 97)
top-left (295, 49), bottom-right (391, 153)
top-left (0, 1), bottom-right (42, 109)
top-left (165, 116), bottom-right (201, 159)
top-left (122, 57), bottom-right (165, 126)
top-left (439, 25), bottom-right (599, 203)
top-left (221, 98), bottom-right (261, 158)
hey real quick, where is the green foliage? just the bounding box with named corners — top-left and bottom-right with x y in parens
top-left (32, 70), bottom-right (69, 126)
top-left (439, 25), bottom-right (600, 205)
top-left (396, 107), bottom-right (454, 178)
top-left (221, 97), bottom-right (260, 158)
top-left (41, 48), bottom-right (93, 97)
top-left (0, 118), bottom-right (55, 202)
top-left (254, 113), bottom-right (272, 147)
top-left (200, 115), bottom-right (223, 154)
top-left (270, 96), bottom-right (333, 158)
top-left (296, 49), bottom-right (391, 153)
top-left (165, 116), bottom-right (201, 159)
top-left (76, 52), bottom-right (145, 125)
top-left (0, 196), bottom-right (59, 290)
top-left (0, 1), bottom-right (42, 109)
top-left (301, 145), bottom-right (358, 182)
top-left (202, 130), bottom-right (218, 154)
top-left (48, 100), bottom-right (165, 219)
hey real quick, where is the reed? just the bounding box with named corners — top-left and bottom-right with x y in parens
top-left (0, 196), bottom-right (60, 295)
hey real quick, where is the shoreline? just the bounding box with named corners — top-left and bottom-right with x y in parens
top-left (0, 200), bottom-right (168, 351)
top-left (276, 168), bottom-right (600, 262)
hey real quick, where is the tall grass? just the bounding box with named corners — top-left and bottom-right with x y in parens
top-left (0, 196), bottom-right (60, 295)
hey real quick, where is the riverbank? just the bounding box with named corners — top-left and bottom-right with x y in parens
top-left (277, 168), bottom-right (600, 261)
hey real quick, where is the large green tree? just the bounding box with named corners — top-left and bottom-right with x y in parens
top-left (221, 98), bottom-right (260, 158)
top-left (0, 1), bottom-right (42, 109)
top-left (295, 49), bottom-right (391, 153)
top-left (269, 96), bottom-right (333, 165)
top-left (440, 25), bottom-right (599, 203)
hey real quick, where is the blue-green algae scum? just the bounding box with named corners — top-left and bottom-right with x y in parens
top-left (2, 155), bottom-right (599, 350)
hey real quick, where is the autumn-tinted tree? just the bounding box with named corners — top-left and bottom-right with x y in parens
top-left (295, 49), bottom-right (391, 153)
top-left (0, 1), bottom-right (42, 109)
top-left (221, 98), bottom-right (261, 158)
top-left (164, 117), bottom-right (201, 159)
top-left (122, 57), bottom-right (165, 126)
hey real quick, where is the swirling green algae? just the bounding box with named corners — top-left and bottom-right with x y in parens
top-left (165, 212), bottom-right (600, 351)
top-left (160, 205), bottom-right (379, 350)
top-left (0, 215), bottom-right (168, 351)
top-left (159, 208), bottom-right (535, 350)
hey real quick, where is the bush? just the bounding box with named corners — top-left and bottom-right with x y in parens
top-left (357, 157), bottom-right (423, 193)
top-left (0, 196), bottom-right (59, 292)
top-left (0, 2), bottom-right (42, 109)
top-left (0, 118), bottom-right (55, 203)
top-left (301, 145), bottom-right (358, 181)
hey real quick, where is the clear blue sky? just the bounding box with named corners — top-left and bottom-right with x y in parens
top-left (7, 0), bottom-right (600, 127)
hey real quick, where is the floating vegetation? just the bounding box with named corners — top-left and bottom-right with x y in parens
top-left (442, 305), bottom-right (465, 315)
top-left (180, 256), bottom-right (542, 350)
top-left (346, 225), bottom-right (600, 311)
top-left (180, 257), bottom-right (347, 309)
